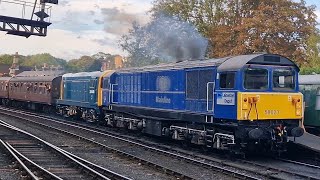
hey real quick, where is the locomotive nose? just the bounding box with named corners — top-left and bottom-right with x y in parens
top-left (238, 93), bottom-right (303, 120)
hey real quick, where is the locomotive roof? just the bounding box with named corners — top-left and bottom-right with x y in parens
top-left (217, 53), bottom-right (298, 71)
top-left (9, 70), bottom-right (63, 82)
top-left (299, 75), bottom-right (320, 85)
top-left (0, 77), bottom-right (12, 81)
top-left (62, 71), bottom-right (104, 78)
top-left (10, 75), bottom-right (60, 82)
top-left (16, 70), bottom-right (64, 77)
top-left (117, 53), bottom-right (298, 73)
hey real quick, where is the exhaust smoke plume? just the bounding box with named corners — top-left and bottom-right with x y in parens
top-left (127, 14), bottom-right (208, 62)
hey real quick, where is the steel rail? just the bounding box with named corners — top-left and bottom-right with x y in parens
top-left (27, 110), bottom-right (320, 180)
top-left (277, 158), bottom-right (320, 169)
top-left (3, 141), bottom-right (64, 180)
top-left (0, 107), bottom-right (259, 180)
top-left (0, 139), bottom-right (40, 180)
top-left (0, 120), bottom-right (132, 180)
top-left (3, 106), bottom-right (320, 180)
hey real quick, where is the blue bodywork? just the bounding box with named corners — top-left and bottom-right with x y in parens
top-left (214, 70), bottom-right (240, 120)
top-left (102, 66), bottom-right (222, 122)
top-left (115, 70), bottom-right (186, 110)
top-left (101, 54), bottom-right (300, 124)
top-left (57, 72), bottom-right (103, 110)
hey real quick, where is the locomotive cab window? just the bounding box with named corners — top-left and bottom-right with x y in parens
top-left (244, 68), bottom-right (268, 90)
top-left (220, 72), bottom-right (235, 89)
top-left (272, 68), bottom-right (295, 91)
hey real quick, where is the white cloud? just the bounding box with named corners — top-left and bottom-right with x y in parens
top-left (0, 0), bottom-right (153, 59)
top-left (315, 10), bottom-right (320, 22)
top-left (0, 29), bottom-right (125, 60)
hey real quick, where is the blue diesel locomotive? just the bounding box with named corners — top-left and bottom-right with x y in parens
top-left (58, 53), bottom-right (304, 152)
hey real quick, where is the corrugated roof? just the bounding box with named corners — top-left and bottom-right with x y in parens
top-left (0, 77), bottom-right (12, 81)
top-left (16, 70), bottom-right (64, 77)
top-left (117, 58), bottom-right (228, 73)
top-left (299, 75), bottom-right (320, 85)
top-left (117, 53), bottom-right (298, 73)
top-left (10, 76), bottom-right (59, 82)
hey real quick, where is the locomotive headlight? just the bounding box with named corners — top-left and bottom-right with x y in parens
top-left (242, 97), bottom-right (248, 110)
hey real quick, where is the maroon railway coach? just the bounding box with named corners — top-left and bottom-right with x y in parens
top-left (8, 71), bottom-right (63, 112)
top-left (0, 77), bottom-right (11, 105)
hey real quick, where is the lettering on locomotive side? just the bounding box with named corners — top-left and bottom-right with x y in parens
top-left (265, 110), bottom-right (280, 115)
top-left (217, 92), bottom-right (235, 105)
top-left (156, 96), bottom-right (171, 104)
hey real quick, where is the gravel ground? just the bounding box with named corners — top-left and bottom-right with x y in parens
top-left (0, 113), bottom-right (238, 180)
top-left (0, 127), bottom-right (28, 180)
top-left (0, 147), bottom-right (21, 180)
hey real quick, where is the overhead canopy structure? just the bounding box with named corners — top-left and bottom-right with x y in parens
top-left (0, 0), bottom-right (58, 38)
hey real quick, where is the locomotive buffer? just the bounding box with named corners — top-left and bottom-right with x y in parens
top-left (0, 0), bottom-right (58, 37)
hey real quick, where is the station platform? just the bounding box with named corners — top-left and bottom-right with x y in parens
top-left (289, 132), bottom-right (320, 153)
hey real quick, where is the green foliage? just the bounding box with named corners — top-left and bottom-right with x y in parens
top-left (299, 33), bottom-right (320, 74)
top-left (300, 66), bottom-right (320, 75)
top-left (21, 53), bottom-right (67, 68)
top-left (65, 52), bottom-right (118, 72)
top-left (66, 56), bottom-right (98, 72)
top-left (306, 33), bottom-right (320, 67)
top-left (0, 52), bottom-right (120, 73)
top-left (120, 22), bottom-right (161, 67)
top-left (0, 54), bottom-right (14, 65)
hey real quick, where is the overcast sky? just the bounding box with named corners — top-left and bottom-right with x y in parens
top-left (0, 0), bottom-right (319, 60)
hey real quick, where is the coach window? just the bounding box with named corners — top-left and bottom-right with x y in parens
top-left (244, 68), bottom-right (268, 90)
top-left (220, 72), bottom-right (235, 89)
top-left (272, 68), bottom-right (295, 91)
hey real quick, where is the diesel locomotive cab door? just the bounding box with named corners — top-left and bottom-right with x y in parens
top-left (89, 79), bottom-right (97, 104)
top-left (207, 82), bottom-right (215, 112)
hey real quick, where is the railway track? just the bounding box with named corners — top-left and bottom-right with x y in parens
top-left (0, 120), bottom-right (131, 180)
top-left (0, 107), bottom-right (260, 180)
top-left (1, 106), bottom-right (320, 179)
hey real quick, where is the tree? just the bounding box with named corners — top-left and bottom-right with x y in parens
top-left (120, 22), bottom-right (160, 67)
top-left (151, 0), bottom-right (227, 36)
top-left (21, 53), bottom-right (67, 68)
top-left (66, 55), bottom-right (108, 72)
top-left (305, 33), bottom-right (320, 67)
top-left (0, 54), bottom-right (14, 65)
top-left (300, 33), bottom-right (320, 74)
top-left (152, 0), bottom-right (318, 65)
